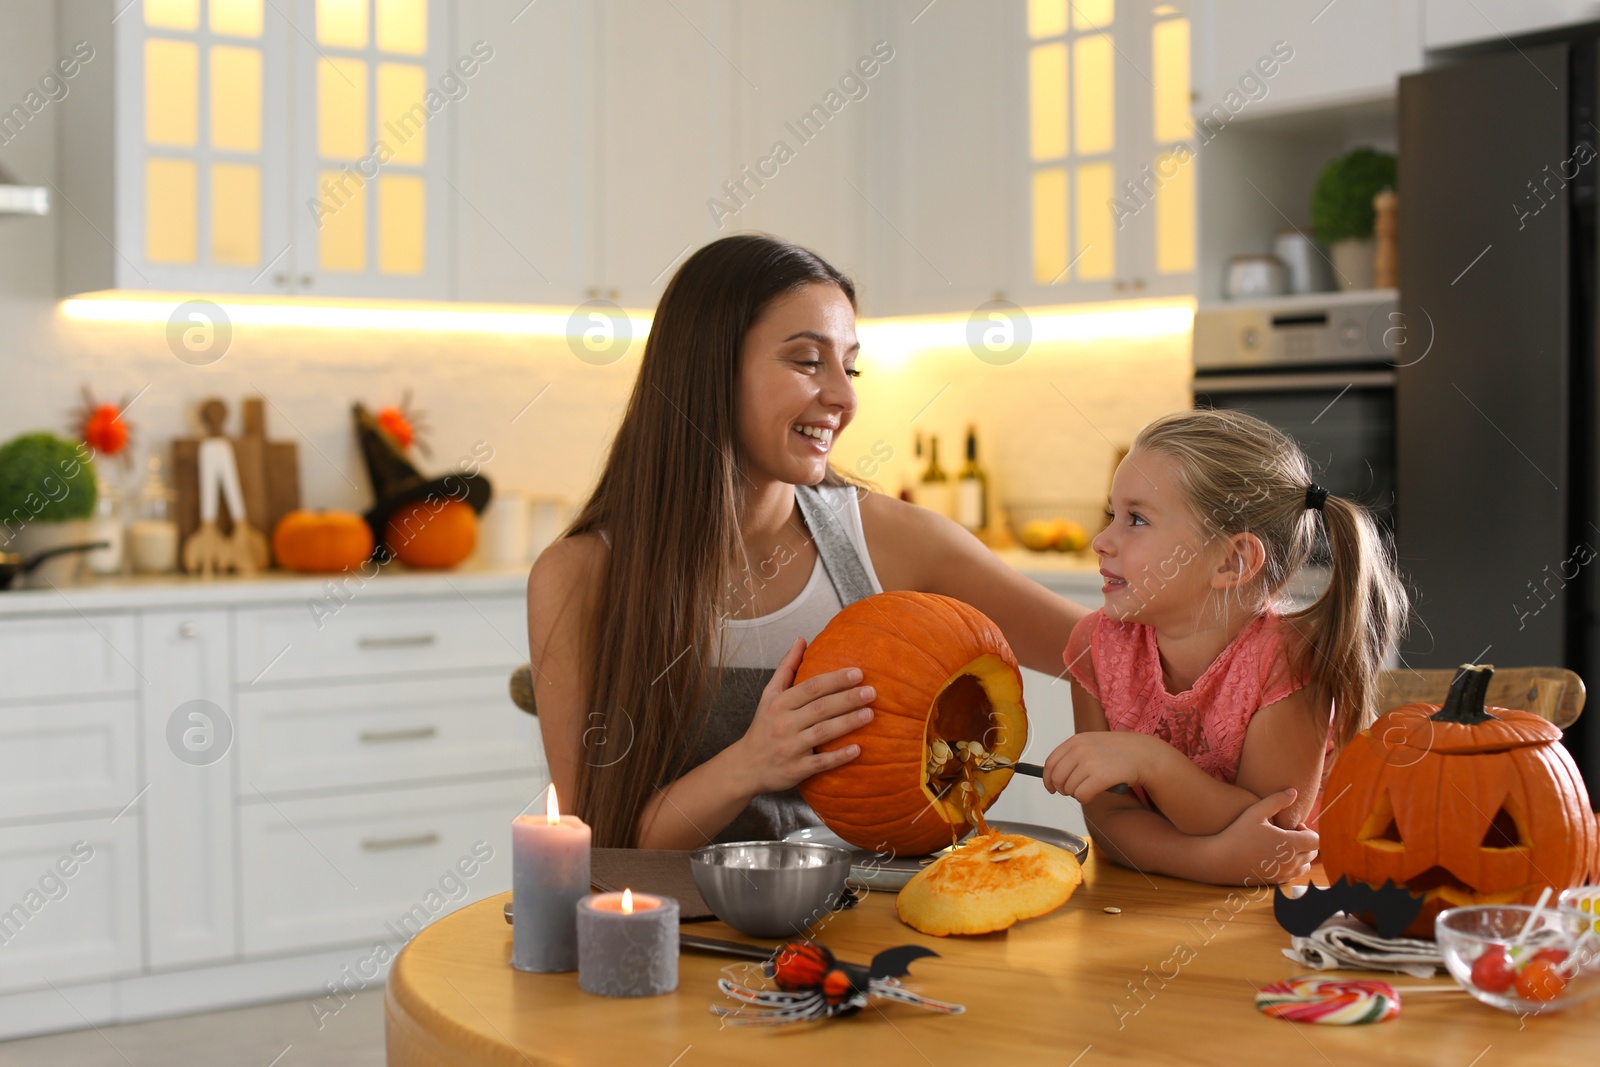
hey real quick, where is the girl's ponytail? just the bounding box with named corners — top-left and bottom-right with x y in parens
top-left (1291, 494), bottom-right (1408, 746)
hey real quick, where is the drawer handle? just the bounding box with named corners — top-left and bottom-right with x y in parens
top-left (361, 832), bottom-right (440, 852)
top-left (358, 726), bottom-right (439, 744)
top-left (357, 634), bottom-right (438, 650)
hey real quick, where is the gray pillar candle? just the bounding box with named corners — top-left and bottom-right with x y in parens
top-left (577, 891), bottom-right (679, 997)
top-left (510, 791), bottom-right (591, 973)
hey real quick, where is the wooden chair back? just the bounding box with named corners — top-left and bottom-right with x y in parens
top-left (1377, 667), bottom-right (1585, 729)
top-left (510, 662), bottom-right (537, 716)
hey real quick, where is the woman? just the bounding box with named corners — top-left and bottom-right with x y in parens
top-left (527, 235), bottom-right (1315, 881)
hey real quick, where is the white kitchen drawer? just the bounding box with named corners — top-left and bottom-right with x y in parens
top-left (0, 699), bottom-right (139, 822)
top-left (0, 614), bottom-right (138, 704)
top-left (236, 674), bottom-right (536, 797)
top-left (238, 778), bottom-right (529, 956)
top-left (0, 816), bottom-right (142, 993)
top-left (234, 595), bottom-right (528, 686)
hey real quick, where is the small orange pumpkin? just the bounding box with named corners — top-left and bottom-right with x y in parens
top-left (384, 498), bottom-right (477, 568)
top-left (271, 510), bottom-right (374, 572)
top-left (794, 591), bottom-right (1027, 855)
top-left (1320, 663), bottom-right (1600, 937)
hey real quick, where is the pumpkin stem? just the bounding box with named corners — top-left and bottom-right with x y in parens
top-left (1431, 663), bottom-right (1497, 724)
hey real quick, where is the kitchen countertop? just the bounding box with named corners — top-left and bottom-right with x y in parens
top-left (0, 561), bottom-right (536, 617)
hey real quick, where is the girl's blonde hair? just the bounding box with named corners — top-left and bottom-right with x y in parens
top-left (1132, 409), bottom-right (1408, 746)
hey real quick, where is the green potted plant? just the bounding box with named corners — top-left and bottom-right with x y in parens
top-left (0, 432), bottom-right (99, 586)
top-left (1311, 147), bottom-right (1397, 291)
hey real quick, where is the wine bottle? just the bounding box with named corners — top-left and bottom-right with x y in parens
top-left (919, 435), bottom-right (952, 518)
top-left (955, 426), bottom-right (987, 533)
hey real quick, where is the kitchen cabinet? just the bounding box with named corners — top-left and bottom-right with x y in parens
top-left (1191, 0), bottom-right (1422, 117)
top-left (0, 571), bottom-right (539, 1040)
top-left (58, 0), bottom-right (454, 299)
top-left (870, 0), bottom-right (1198, 316)
top-left (139, 608), bottom-right (236, 971)
top-left (0, 817), bottom-right (143, 994)
top-left (726, 0), bottom-right (871, 296)
top-left (452, 0), bottom-right (595, 307)
top-left (1423, 0), bottom-right (1597, 51)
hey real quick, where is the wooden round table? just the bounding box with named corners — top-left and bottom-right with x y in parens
top-left (385, 854), bottom-right (1598, 1065)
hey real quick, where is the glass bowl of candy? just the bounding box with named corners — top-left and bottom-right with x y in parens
top-left (1436, 904), bottom-right (1600, 1014)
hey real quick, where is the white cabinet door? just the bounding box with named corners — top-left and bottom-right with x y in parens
top-left (453, 0), bottom-right (595, 307)
top-left (0, 817), bottom-right (142, 993)
top-left (866, 1), bottom-right (1020, 316)
top-left (1192, 0), bottom-right (1421, 117)
top-left (1423, 0), bottom-right (1593, 50)
top-left (725, 1), bottom-right (871, 291)
top-left (288, 0), bottom-right (455, 298)
top-left (239, 777), bottom-right (529, 956)
top-left (58, 0), bottom-right (294, 295)
top-left (593, 0), bottom-right (735, 306)
top-left (139, 609), bottom-right (237, 970)
top-left (0, 699), bottom-right (138, 822)
top-left (0, 613), bottom-right (138, 703)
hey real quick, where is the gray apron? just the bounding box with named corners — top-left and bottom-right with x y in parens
top-left (674, 483), bottom-right (878, 844)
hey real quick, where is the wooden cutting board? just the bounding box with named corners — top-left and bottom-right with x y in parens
top-left (173, 396), bottom-right (300, 571)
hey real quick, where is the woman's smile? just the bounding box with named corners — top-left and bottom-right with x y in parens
top-left (790, 420), bottom-right (836, 453)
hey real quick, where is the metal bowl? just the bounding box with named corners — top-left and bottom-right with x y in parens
top-left (690, 841), bottom-right (851, 938)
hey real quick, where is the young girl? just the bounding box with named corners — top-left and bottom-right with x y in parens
top-left (1043, 409), bottom-right (1407, 885)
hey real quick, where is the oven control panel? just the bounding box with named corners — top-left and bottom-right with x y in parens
top-left (1193, 292), bottom-right (1399, 370)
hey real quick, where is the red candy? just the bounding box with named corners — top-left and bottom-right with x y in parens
top-left (1470, 946), bottom-right (1516, 993)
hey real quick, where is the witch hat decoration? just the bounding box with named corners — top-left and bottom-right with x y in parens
top-left (352, 403), bottom-right (491, 558)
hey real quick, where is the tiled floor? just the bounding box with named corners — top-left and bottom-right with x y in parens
top-left (0, 989), bottom-right (384, 1067)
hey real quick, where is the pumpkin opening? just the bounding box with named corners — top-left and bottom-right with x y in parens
top-left (920, 654), bottom-right (1022, 835)
top-left (1479, 803), bottom-right (1528, 851)
top-left (1357, 792), bottom-right (1405, 852)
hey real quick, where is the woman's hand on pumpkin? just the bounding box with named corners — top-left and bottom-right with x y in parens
top-left (733, 636), bottom-right (877, 797)
top-left (1208, 788), bottom-right (1319, 885)
top-left (1041, 731), bottom-right (1161, 801)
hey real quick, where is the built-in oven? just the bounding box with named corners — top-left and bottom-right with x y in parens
top-left (1191, 293), bottom-right (1399, 551)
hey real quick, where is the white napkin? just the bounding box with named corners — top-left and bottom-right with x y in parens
top-left (1282, 915), bottom-right (1444, 978)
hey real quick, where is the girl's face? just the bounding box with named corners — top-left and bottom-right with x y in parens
top-left (1092, 449), bottom-right (1233, 626)
top-left (737, 282), bottom-right (859, 487)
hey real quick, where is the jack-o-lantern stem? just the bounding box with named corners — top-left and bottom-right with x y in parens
top-left (1430, 663), bottom-right (1497, 725)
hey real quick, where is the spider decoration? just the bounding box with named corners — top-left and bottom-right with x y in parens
top-left (374, 388), bottom-right (433, 459)
top-left (711, 939), bottom-right (965, 1026)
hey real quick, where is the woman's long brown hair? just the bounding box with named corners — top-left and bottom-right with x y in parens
top-left (1133, 409), bottom-right (1409, 748)
top-left (565, 235), bottom-right (857, 847)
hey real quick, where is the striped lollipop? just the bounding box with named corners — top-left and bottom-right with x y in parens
top-left (1255, 977), bottom-right (1401, 1024)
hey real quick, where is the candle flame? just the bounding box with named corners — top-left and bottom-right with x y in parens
top-left (546, 785), bottom-right (561, 825)
top-left (622, 888), bottom-right (634, 914)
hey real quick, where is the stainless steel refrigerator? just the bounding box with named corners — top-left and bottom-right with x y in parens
top-left (1398, 38), bottom-right (1598, 791)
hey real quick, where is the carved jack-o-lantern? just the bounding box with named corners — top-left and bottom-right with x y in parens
top-left (1320, 664), bottom-right (1600, 937)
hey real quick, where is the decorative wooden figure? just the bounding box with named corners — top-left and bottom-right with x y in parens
top-left (176, 399), bottom-right (268, 576)
top-left (173, 397), bottom-right (300, 573)
top-left (1373, 188), bottom-right (1398, 289)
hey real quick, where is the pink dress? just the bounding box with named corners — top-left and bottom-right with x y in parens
top-left (1063, 609), bottom-right (1309, 793)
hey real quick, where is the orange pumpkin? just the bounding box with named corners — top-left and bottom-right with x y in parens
top-left (795, 591), bottom-right (1027, 855)
top-left (384, 498), bottom-right (477, 568)
top-left (1320, 663), bottom-right (1600, 937)
top-left (272, 510), bottom-right (374, 572)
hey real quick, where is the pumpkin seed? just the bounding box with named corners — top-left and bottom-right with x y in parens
top-left (1104, 906), bottom-right (1122, 914)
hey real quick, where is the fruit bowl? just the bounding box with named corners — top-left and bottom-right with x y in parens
top-left (1436, 904), bottom-right (1600, 1014)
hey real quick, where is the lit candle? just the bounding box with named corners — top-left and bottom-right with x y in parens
top-left (510, 785), bottom-right (591, 972)
top-left (577, 888), bottom-right (679, 997)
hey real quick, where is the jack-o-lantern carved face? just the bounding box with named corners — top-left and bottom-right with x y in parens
top-left (1321, 664), bottom-right (1600, 938)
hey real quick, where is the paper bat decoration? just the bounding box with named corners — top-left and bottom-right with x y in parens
top-left (1273, 876), bottom-right (1425, 940)
top-left (711, 939), bottom-right (964, 1025)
